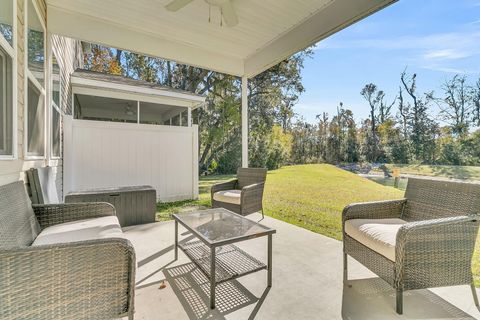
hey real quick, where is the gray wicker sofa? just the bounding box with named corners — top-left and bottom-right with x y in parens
top-left (211, 168), bottom-right (267, 218)
top-left (343, 177), bottom-right (480, 315)
top-left (0, 181), bottom-right (135, 320)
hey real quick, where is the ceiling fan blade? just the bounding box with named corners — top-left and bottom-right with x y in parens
top-left (221, 1), bottom-right (238, 27)
top-left (165, 0), bottom-right (194, 12)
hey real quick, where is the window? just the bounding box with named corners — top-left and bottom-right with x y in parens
top-left (74, 94), bottom-right (138, 123)
top-left (171, 114), bottom-right (180, 126)
top-left (0, 0), bottom-right (14, 47)
top-left (181, 110), bottom-right (188, 127)
top-left (51, 52), bottom-right (61, 158)
top-left (27, 1), bottom-right (44, 87)
top-left (27, 80), bottom-right (44, 156)
top-left (139, 101), bottom-right (187, 126)
top-left (0, 0), bottom-right (14, 158)
top-left (73, 91), bottom-right (189, 127)
top-left (26, 0), bottom-right (45, 158)
top-left (51, 107), bottom-right (60, 157)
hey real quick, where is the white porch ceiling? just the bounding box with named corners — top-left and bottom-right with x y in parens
top-left (46, 0), bottom-right (397, 77)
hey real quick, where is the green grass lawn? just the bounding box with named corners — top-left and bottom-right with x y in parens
top-left (156, 174), bottom-right (234, 221)
top-left (263, 164), bottom-right (403, 240)
top-left (156, 163), bottom-right (480, 285)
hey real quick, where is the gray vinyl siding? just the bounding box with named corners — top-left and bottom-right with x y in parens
top-left (0, 0), bottom-right (83, 200)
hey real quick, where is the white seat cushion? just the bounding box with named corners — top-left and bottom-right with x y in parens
top-left (344, 218), bottom-right (407, 261)
top-left (32, 216), bottom-right (123, 246)
top-left (213, 190), bottom-right (241, 205)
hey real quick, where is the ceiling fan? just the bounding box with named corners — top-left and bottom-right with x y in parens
top-left (165, 0), bottom-right (239, 27)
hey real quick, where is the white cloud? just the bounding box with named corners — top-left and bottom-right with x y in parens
top-left (419, 65), bottom-right (480, 74)
top-left (314, 30), bottom-right (480, 72)
top-left (423, 49), bottom-right (470, 60)
top-left (315, 31), bottom-right (480, 52)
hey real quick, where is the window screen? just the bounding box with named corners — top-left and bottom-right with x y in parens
top-left (74, 94), bottom-right (137, 123)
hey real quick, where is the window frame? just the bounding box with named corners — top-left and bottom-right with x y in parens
top-left (0, 0), bottom-right (17, 160)
top-left (24, 0), bottom-right (46, 160)
top-left (50, 47), bottom-right (62, 160)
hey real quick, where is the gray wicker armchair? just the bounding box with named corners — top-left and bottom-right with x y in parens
top-left (0, 181), bottom-right (135, 320)
top-left (211, 168), bottom-right (267, 218)
top-left (342, 177), bottom-right (480, 315)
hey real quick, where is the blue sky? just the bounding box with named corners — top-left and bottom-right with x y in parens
top-left (296, 0), bottom-right (480, 123)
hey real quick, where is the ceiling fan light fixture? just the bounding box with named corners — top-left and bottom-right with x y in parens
top-left (165, 0), bottom-right (238, 27)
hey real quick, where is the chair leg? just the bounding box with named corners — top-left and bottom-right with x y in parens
top-left (396, 289), bottom-right (403, 315)
top-left (343, 252), bottom-right (348, 284)
top-left (471, 283), bottom-right (480, 310)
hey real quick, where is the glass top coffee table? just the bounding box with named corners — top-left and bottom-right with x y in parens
top-left (173, 208), bottom-right (276, 309)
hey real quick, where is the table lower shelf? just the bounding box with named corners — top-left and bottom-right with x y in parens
top-left (179, 240), bottom-right (266, 284)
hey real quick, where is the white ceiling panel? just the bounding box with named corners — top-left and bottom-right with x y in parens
top-left (46, 0), bottom-right (397, 77)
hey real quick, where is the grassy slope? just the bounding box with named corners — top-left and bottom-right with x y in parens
top-left (263, 164), bottom-right (403, 240)
top-left (156, 164), bottom-right (480, 285)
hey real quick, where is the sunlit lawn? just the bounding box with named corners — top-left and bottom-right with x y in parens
top-left (156, 163), bottom-right (480, 285)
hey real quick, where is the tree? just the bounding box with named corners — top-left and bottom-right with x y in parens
top-left (400, 70), bottom-right (438, 162)
top-left (472, 78), bottom-right (480, 127)
top-left (315, 112), bottom-right (329, 161)
top-left (437, 75), bottom-right (471, 137)
top-left (360, 83), bottom-right (390, 162)
top-left (84, 45), bottom-right (122, 75)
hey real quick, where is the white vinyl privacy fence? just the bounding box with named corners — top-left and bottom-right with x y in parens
top-left (64, 116), bottom-right (199, 202)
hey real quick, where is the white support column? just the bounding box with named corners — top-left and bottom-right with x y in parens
top-left (241, 76), bottom-right (249, 168)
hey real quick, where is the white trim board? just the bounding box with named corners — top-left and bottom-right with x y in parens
top-left (71, 76), bottom-right (205, 108)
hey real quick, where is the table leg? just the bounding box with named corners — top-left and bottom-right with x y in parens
top-left (268, 234), bottom-right (272, 287)
top-left (210, 247), bottom-right (216, 309)
top-left (174, 220), bottom-right (178, 261)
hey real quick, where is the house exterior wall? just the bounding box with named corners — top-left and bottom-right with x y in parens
top-left (0, 0), bottom-right (83, 199)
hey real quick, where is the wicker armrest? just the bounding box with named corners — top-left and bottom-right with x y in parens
top-left (342, 199), bottom-right (407, 226)
top-left (211, 179), bottom-right (238, 196)
top-left (0, 238), bottom-right (135, 319)
top-left (396, 215), bottom-right (479, 258)
top-left (394, 215), bottom-right (479, 288)
top-left (33, 202), bottom-right (116, 229)
top-left (241, 182), bottom-right (265, 201)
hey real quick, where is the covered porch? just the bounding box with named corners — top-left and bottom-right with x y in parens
top-left (46, 0), bottom-right (398, 168)
top-left (2, 0), bottom-right (479, 319)
top-left (125, 213), bottom-right (480, 319)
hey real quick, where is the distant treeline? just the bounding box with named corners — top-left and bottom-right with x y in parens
top-left (289, 71), bottom-right (480, 167)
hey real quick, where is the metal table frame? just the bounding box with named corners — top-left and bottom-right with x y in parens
top-left (173, 210), bottom-right (275, 309)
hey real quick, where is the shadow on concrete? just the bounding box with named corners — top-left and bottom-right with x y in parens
top-left (342, 278), bottom-right (475, 319)
top-left (136, 234), bottom-right (196, 287)
top-left (164, 262), bottom-right (269, 320)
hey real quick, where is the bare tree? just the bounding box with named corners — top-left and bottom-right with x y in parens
top-left (398, 86), bottom-right (409, 139)
top-left (437, 75), bottom-right (472, 137)
top-left (360, 83), bottom-right (382, 133)
top-left (472, 78), bottom-right (480, 127)
top-left (379, 94), bottom-right (396, 124)
top-left (400, 69), bottom-right (437, 162)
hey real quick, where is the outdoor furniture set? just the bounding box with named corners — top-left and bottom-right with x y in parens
top-left (1, 167), bottom-right (479, 318)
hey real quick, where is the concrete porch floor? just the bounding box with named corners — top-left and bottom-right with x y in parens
top-left (122, 213), bottom-right (480, 319)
